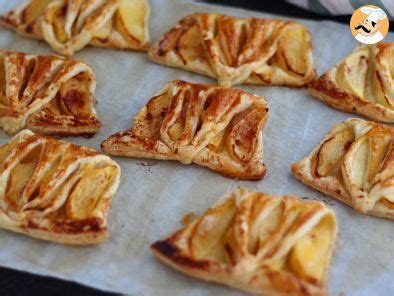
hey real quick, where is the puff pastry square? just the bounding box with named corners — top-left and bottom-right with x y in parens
top-left (0, 129), bottom-right (120, 244)
top-left (0, 50), bottom-right (101, 136)
top-left (308, 43), bottom-right (394, 123)
top-left (292, 118), bottom-right (394, 220)
top-left (149, 13), bottom-right (316, 87)
top-left (101, 80), bottom-right (269, 180)
top-left (1, 0), bottom-right (150, 56)
top-left (151, 187), bottom-right (337, 295)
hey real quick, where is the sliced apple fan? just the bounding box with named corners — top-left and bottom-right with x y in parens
top-left (152, 187), bottom-right (337, 295)
top-left (308, 43), bottom-right (394, 122)
top-left (0, 130), bottom-right (120, 244)
top-left (149, 13), bottom-right (316, 87)
top-left (292, 118), bottom-right (394, 220)
top-left (1, 0), bottom-right (150, 56)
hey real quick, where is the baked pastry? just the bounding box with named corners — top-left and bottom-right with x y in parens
top-left (292, 118), bottom-right (394, 220)
top-left (0, 50), bottom-right (101, 136)
top-left (0, 129), bottom-right (120, 244)
top-left (101, 80), bottom-right (269, 180)
top-left (308, 43), bottom-right (394, 123)
top-left (1, 0), bottom-right (150, 56)
top-left (151, 187), bottom-right (337, 295)
top-left (149, 13), bottom-right (316, 87)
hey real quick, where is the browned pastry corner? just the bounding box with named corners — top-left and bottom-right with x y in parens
top-left (151, 187), bottom-right (337, 295)
top-left (0, 50), bottom-right (101, 136)
top-left (1, 0), bottom-right (150, 56)
top-left (308, 43), bottom-right (394, 123)
top-left (292, 118), bottom-right (394, 220)
top-left (101, 80), bottom-right (269, 180)
top-left (149, 13), bottom-right (316, 87)
top-left (0, 129), bottom-right (121, 244)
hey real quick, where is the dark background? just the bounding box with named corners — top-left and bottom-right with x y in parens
top-left (0, 1), bottom-right (391, 295)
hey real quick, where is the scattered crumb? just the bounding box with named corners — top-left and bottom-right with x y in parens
top-left (302, 196), bottom-right (336, 206)
top-left (136, 161), bottom-right (158, 174)
top-left (136, 161), bottom-right (158, 167)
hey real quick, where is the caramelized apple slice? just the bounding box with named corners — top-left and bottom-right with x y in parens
top-left (57, 76), bottom-right (93, 117)
top-left (116, 0), bottom-right (149, 43)
top-left (22, 0), bottom-right (52, 24)
top-left (44, 3), bottom-right (68, 43)
top-left (315, 128), bottom-right (355, 177)
top-left (168, 121), bottom-right (184, 141)
top-left (0, 140), bottom-right (16, 163)
top-left (227, 108), bottom-right (267, 163)
top-left (177, 24), bottom-right (204, 64)
top-left (6, 162), bottom-right (37, 209)
top-left (289, 215), bottom-right (334, 281)
top-left (66, 166), bottom-right (117, 220)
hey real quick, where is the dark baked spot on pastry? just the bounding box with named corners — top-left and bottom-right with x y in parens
top-left (53, 217), bottom-right (104, 233)
top-left (25, 22), bottom-right (34, 34)
top-left (152, 240), bottom-right (212, 270)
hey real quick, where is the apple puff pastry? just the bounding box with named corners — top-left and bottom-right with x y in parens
top-left (0, 50), bottom-right (101, 136)
top-left (1, 0), bottom-right (150, 56)
top-left (292, 118), bottom-right (394, 220)
top-left (101, 80), bottom-right (269, 180)
top-left (151, 187), bottom-right (337, 295)
top-left (0, 130), bottom-right (120, 244)
top-left (309, 43), bottom-right (394, 123)
top-left (149, 13), bottom-right (316, 87)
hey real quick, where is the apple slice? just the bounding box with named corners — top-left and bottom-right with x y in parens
top-left (43, 3), bottom-right (68, 43)
top-left (336, 47), bottom-right (369, 98)
top-left (276, 25), bottom-right (309, 76)
top-left (116, 0), bottom-right (149, 43)
top-left (315, 128), bottom-right (355, 177)
top-left (342, 136), bottom-right (370, 195)
top-left (57, 76), bottom-right (92, 117)
top-left (227, 108), bottom-right (267, 163)
top-left (177, 24), bottom-right (205, 64)
top-left (53, 18), bottom-right (68, 43)
top-left (288, 216), bottom-right (334, 281)
top-left (207, 129), bottom-right (226, 152)
top-left (190, 199), bottom-right (236, 260)
top-left (22, 0), bottom-right (52, 24)
top-left (66, 166), bottom-right (117, 220)
top-left (168, 121), bottom-right (184, 141)
top-left (93, 18), bottom-right (113, 40)
top-left (6, 162), bottom-right (37, 209)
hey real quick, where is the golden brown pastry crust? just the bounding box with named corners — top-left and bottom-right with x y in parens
top-left (308, 43), bottom-right (394, 123)
top-left (0, 50), bottom-right (101, 136)
top-left (1, 0), bottom-right (150, 56)
top-left (151, 187), bottom-right (337, 295)
top-left (292, 118), bottom-right (394, 220)
top-left (0, 129), bottom-right (121, 245)
top-left (101, 80), bottom-right (269, 180)
top-left (149, 13), bottom-right (316, 87)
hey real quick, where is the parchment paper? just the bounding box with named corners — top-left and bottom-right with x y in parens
top-left (0, 1), bottom-right (393, 295)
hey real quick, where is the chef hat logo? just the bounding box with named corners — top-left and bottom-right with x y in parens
top-left (361, 6), bottom-right (387, 23)
top-left (350, 5), bottom-right (389, 44)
